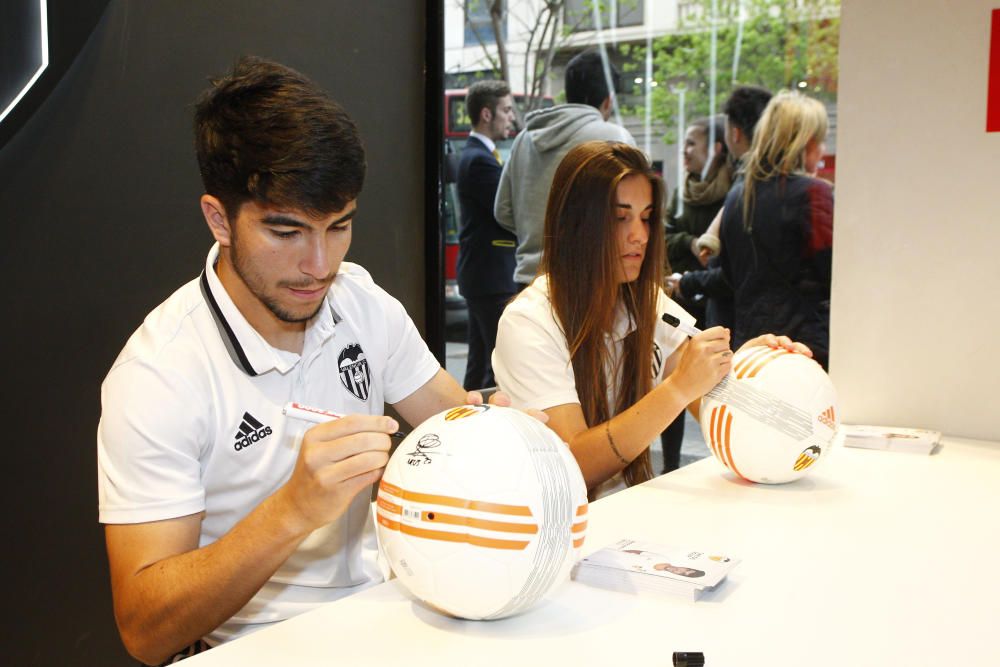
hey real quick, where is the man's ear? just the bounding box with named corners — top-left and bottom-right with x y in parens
top-left (201, 195), bottom-right (233, 247)
top-left (733, 127), bottom-right (749, 151)
top-left (599, 95), bottom-right (613, 120)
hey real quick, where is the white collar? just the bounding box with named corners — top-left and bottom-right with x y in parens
top-left (200, 243), bottom-right (338, 376)
top-left (469, 131), bottom-right (497, 153)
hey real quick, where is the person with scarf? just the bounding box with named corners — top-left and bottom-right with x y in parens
top-left (660, 115), bottom-right (732, 473)
top-left (665, 115), bottom-right (733, 283)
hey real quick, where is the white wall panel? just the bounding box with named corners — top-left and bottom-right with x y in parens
top-left (832, 0), bottom-right (1000, 439)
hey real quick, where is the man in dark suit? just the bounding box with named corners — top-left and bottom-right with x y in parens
top-left (456, 80), bottom-right (517, 390)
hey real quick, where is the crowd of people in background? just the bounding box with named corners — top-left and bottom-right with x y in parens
top-left (459, 50), bottom-right (833, 486)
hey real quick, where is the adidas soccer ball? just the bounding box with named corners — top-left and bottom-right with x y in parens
top-left (376, 405), bottom-right (588, 620)
top-left (699, 346), bottom-right (839, 484)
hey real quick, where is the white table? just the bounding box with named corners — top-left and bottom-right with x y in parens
top-left (187, 436), bottom-right (1000, 666)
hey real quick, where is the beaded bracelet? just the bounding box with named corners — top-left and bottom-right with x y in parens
top-left (605, 422), bottom-right (629, 466)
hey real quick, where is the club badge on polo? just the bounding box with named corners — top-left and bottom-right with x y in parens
top-left (376, 405), bottom-right (588, 620)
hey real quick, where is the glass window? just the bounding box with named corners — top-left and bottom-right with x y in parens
top-left (440, 0), bottom-right (841, 459)
top-left (565, 0), bottom-right (645, 32)
top-left (464, 0), bottom-right (507, 46)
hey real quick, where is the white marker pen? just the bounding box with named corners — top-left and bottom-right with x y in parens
top-left (282, 402), bottom-right (408, 439)
top-left (661, 312), bottom-right (702, 338)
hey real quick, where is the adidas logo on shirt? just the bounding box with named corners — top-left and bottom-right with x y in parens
top-left (233, 412), bottom-right (273, 451)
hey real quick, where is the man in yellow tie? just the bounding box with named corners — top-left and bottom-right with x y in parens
top-left (456, 80), bottom-right (517, 390)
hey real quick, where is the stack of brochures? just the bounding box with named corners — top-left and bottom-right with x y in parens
top-left (842, 425), bottom-right (941, 454)
top-left (572, 539), bottom-right (740, 601)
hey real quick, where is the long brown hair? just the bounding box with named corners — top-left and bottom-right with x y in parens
top-left (540, 141), bottom-right (665, 487)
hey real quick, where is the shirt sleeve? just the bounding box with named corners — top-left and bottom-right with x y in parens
top-left (98, 358), bottom-right (210, 524)
top-left (373, 285), bottom-right (442, 404)
top-left (492, 297), bottom-right (581, 412)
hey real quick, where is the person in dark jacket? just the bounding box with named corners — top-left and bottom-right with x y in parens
top-left (660, 115), bottom-right (731, 473)
top-left (456, 80), bottom-right (517, 389)
top-left (719, 90), bottom-right (833, 369)
top-left (673, 86), bottom-right (773, 330)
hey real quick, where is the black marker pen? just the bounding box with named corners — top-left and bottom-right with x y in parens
top-left (661, 312), bottom-right (702, 338)
top-left (672, 651), bottom-right (705, 667)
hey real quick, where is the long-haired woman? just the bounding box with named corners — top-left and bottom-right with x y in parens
top-left (719, 90), bottom-right (834, 369)
top-left (492, 141), bottom-right (805, 499)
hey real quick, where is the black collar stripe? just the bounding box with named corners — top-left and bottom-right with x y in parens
top-left (199, 271), bottom-right (259, 377)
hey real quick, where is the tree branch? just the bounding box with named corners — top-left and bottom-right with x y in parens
top-left (462, 0), bottom-right (501, 76)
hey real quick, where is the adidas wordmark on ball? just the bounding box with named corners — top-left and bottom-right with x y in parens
top-left (699, 346), bottom-right (839, 484)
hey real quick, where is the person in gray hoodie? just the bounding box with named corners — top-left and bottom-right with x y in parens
top-left (494, 50), bottom-right (636, 288)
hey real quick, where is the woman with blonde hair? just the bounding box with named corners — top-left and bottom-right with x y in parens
top-left (492, 141), bottom-right (805, 499)
top-left (719, 90), bottom-right (834, 368)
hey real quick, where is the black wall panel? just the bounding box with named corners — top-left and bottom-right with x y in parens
top-left (0, 0), bottom-right (111, 149)
top-left (0, 1), bottom-right (430, 664)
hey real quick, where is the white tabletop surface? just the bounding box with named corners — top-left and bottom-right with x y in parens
top-left (187, 436), bottom-right (1000, 667)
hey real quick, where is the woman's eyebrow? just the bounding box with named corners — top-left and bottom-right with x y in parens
top-left (614, 203), bottom-right (654, 211)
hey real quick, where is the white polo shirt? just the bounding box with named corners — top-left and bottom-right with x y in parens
top-left (492, 276), bottom-right (693, 498)
top-left (97, 244), bottom-right (440, 645)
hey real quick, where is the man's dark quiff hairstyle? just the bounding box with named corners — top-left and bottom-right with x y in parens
top-left (194, 56), bottom-right (366, 219)
top-left (722, 85), bottom-right (773, 142)
top-left (564, 49), bottom-right (621, 109)
top-left (466, 80), bottom-right (511, 126)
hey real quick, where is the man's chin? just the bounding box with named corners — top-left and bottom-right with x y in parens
top-left (268, 302), bottom-right (325, 324)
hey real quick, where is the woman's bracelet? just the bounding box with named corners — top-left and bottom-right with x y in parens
top-left (605, 422), bottom-right (629, 466)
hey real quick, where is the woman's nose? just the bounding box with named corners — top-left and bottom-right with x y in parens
top-left (628, 217), bottom-right (648, 242)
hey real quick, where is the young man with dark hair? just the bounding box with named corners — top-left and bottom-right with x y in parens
top-left (456, 80), bottom-right (516, 390)
top-left (98, 57), bottom-right (492, 664)
top-left (494, 49), bottom-right (635, 289)
top-left (563, 49), bottom-right (620, 109)
top-left (721, 84), bottom-right (773, 157)
top-left (464, 79), bottom-right (512, 136)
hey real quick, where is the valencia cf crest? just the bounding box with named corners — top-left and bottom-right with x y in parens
top-left (793, 445), bottom-right (822, 472)
top-left (443, 404), bottom-right (490, 421)
top-left (338, 343), bottom-right (372, 402)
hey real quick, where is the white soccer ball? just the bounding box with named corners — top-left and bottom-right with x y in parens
top-left (376, 405), bottom-right (588, 620)
top-left (699, 346), bottom-right (839, 484)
